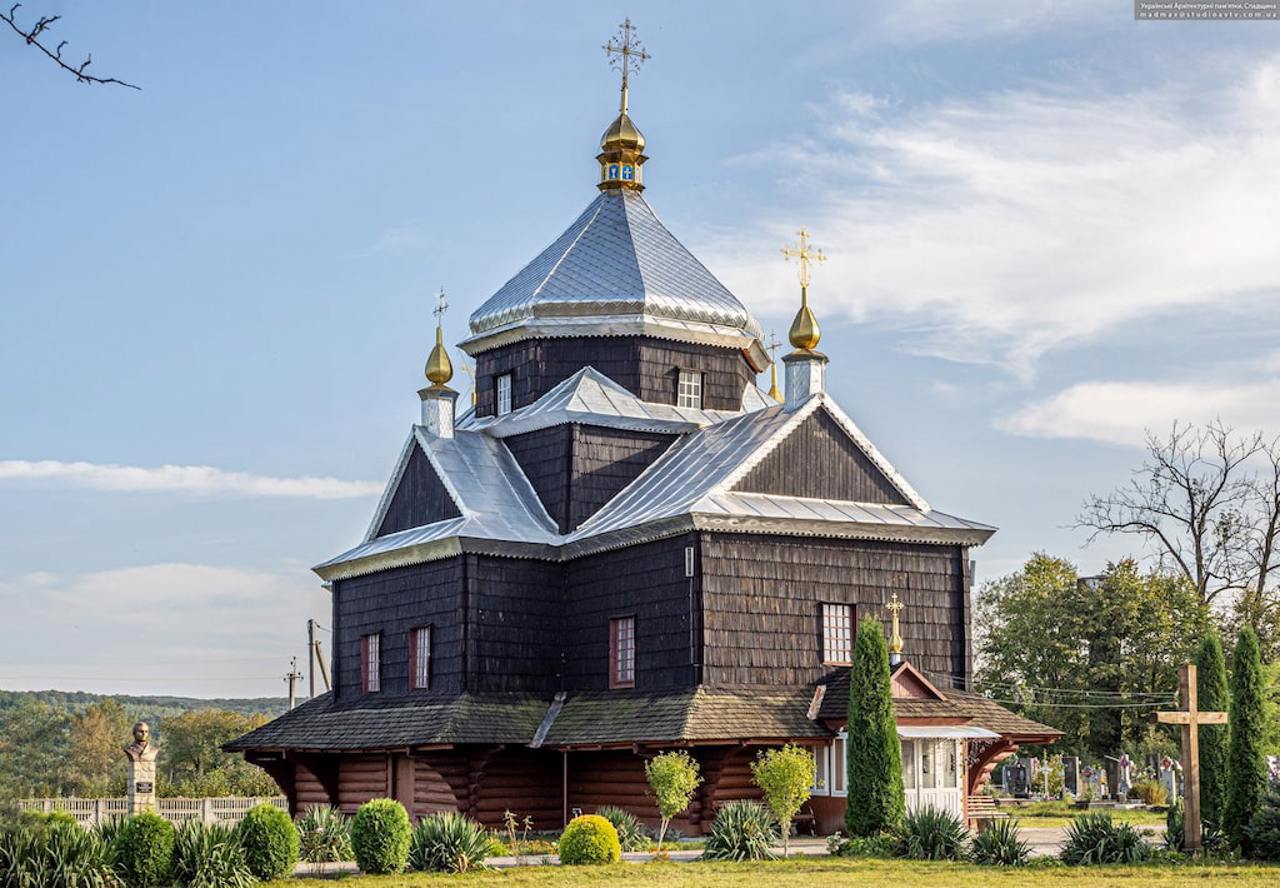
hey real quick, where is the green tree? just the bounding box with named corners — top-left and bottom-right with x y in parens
top-left (1225, 626), bottom-right (1269, 854)
top-left (845, 617), bottom-right (904, 837)
top-left (644, 750), bottom-right (702, 852)
top-left (67, 699), bottom-right (131, 795)
top-left (750, 744), bottom-right (813, 857)
top-left (160, 709), bottom-right (277, 796)
top-left (1195, 632), bottom-right (1231, 828)
top-left (0, 700), bottom-right (70, 797)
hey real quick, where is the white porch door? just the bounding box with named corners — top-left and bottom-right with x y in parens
top-left (902, 738), bottom-right (963, 819)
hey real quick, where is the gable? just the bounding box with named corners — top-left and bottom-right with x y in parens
top-left (504, 425), bottom-right (572, 532)
top-left (732, 408), bottom-right (910, 505)
top-left (891, 661), bottom-right (947, 701)
top-left (376, 444), bottom-right (461, 537)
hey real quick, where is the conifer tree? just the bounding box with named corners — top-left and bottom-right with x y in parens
top-left (845, 617), bottom-right (905, 837)
top-left (1195, 632), bottom-right (1231, 828)
top-left (1224, 626), bottom-right (1268, 854)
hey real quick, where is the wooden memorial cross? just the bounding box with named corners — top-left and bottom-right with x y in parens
top-left (1152, 662), bottom-right (1228, 851)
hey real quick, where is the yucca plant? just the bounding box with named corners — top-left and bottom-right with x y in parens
top-left (595, 806), bottom-right (647, 852)
top-left (969, 818), bottom-right (1030, 866)
top-left (408, 812), bottom-right (490, 873)
top-left (701, 800), bottom-right (778, 861)
top-left (1061, 813), bottom-right (1150, 865)
top-left (296, 806), bottom-right (353, 866)
top-left (172, 820), bottom-right (254, 888)
top-left (0, 818), bottom-right (117, 888)
top-left (896, 806), bottom-right (968, 861)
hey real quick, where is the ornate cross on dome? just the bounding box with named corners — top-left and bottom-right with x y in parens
top-left (782, 227), bottom-right (826, 291)
top-left (433, 288), bottom-right (449, 323)
top-left (887, 592), bottom-right (905, 661)
top-left (603, 17), bottom-right (649, 114)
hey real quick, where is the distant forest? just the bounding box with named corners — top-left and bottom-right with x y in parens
top-left (0, 689), bottom-right (292, 800)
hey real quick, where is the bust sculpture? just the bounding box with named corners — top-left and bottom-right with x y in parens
top-left (123, 721), bottom-right (159, 763)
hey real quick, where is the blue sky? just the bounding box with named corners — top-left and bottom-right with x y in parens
top-left (2, 2), bottom-right (1278, 697)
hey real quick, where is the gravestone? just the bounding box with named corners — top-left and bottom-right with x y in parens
top-left (1062, 755), bottom-right (1081, 797)
top-left (123, 721), bottom-right (159, 815)
top-left (1117, 753), bottom-right (1134, 802)
top-left (1160, 756), bottom-right (1181, 802)
top-left (1005, 759), bottom-right (1029, 797)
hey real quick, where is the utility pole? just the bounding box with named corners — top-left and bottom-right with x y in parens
top-left (308, 619), bottom-right (317, 700)
top-left (285, 657), bottom-right (303, 710)
top-left (314, 638), bottom-right (332, 691)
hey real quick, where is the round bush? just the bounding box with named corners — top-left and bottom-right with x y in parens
top-left (351, 798), bottom-right (412, 875)
top-left (596, 805), bottom-right (647, 852)
top-left (114, 811), bottom-right (176, 888)
top-left (558, 814), bottom-right (621, 865)
top-left (236, 801), bottom-right (298, 879)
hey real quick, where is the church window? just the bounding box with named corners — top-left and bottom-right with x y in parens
top-left (362, 632), bottom-right (381, 694)
top-left (609, 616), bottom-right (635, 688)
top-left (621, 164), bottom-right (634, 181)
top-left (821, 603), bottom-right (853, 665)
top-left (676, 369), bottom-right (702, 409)
top-left (410, 626), bottom-right (431, 690)
top-left (496, 374), bottom-right (513, 416)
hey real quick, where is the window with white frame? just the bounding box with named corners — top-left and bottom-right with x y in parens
top-left (832, 731), bottom-right (847, 796)
top-left (821, 603), bottom-right (853, 665)
top-left (362, 632), bottom-right (381, 694)
top-left (676, 370), bottom-right (702, 409)
top-left (942, 740), bottom-right (958, 789)
top-left (496, 374), bottom-right (513, 416)
top-left (901, 740), bottom-right (916, 789)
top-left (812, 744), bottom-right (828, 794)
top-left (410, 626), bottom-right (431, 690)
top-left (610, 616), bottom-right (635, 688)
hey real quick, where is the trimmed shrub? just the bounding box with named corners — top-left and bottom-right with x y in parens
top-left (969, 819), bottom-right (1030, 866)
top-left (751, 744), bottom-right (815, 856)
top-left (114, 812), bottom-right (176, 888)
top-left (558, 815), bottom-right (621, 865)
top-left (173, 821), bottom-right (254, 888)
top-left (845, 618), bottom-right (905, 837)
top-left (701, 800), bottom-right (779, 862)
top-left (1248, 790), bottom-right (1280, 862)
top-left (237, 802), bottom-right (298, 880)
top-left (1132, 778), bottom-right (1168, 807)
top-left (296, 806), bottom-right (353, 865)
top-left (596, 806), bottom-right (647, 852)
top-left (827, 831), bottom-right (894, 859)
top-left (0, 817), bottom-right (116, 888)
top-left (895, 806), bottom-right (968, 861)
top-left (1225, 626), bottom-right (1268, 855)
top-left (350, 798), bottom-right (411, 875)
top-left (1060, 813), bottom-right (1150, 865)
top-left (1196, 631), bottom-right (1231, 828)
top-left (408, 811), bottom-right (490, 873)
top-left (644, 751), bottom-right (702, 851)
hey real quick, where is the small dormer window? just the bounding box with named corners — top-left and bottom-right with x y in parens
top-left (676, 370), bottom-right (702, 409)
top-left (496, 374), bottom-right (513, 416)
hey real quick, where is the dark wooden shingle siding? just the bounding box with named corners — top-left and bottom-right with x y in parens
top-left (333, 560), bottom-right (464, 703)
top-left (376, 445), bottom-right (461, 537)
top-left (563, 535), bottom-right (699, 691)
top-left (733, 409), bottom-right (910, 505)
top-left (698, 534), bottom-right (967, 688)
top-left (505, 424), bottom-right (674, 533)
top-left (466, 555), bottom-right (563, 693)
top-left (474, 336), bottom-right (755, 417)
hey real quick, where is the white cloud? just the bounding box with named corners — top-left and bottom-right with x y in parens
top-left (873, 0), bottom-right (1113, 42)
top-left (711, 58), bottom-right (1280, 379)
top-left (0, 459), bottom-right (382, 499)
top-left (0, 564), bottom-right (330, 695)
top-left (999, 358), bottom-right (1280, 447)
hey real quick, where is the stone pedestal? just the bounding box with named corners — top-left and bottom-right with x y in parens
top-left (123, 721), bottom-right (160, 816)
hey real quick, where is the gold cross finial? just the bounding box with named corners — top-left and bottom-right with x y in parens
top-left (766, 332), bottom-right (781, 359)
top-left (766, 332), bottom-right (783, 403)
top-left (603, 17), bottom-right (650, 114)
top-left (887, 592), bottom-right (905, 656)
top-left (433, 288), bottom-right (449, 324)
top-left (781, 227), bottom-right (826, 291)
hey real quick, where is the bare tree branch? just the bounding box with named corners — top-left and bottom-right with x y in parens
top-left (2, 4), bottom-right (139, 89)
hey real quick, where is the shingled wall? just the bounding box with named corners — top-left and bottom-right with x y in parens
top-left (376, 444), bottom-right (461, 537)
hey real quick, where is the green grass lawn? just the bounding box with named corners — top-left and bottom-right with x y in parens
top-left (273, 856), bottom-right (1278, 888)
top-left (1004, 803), bottom-right (1166, 830)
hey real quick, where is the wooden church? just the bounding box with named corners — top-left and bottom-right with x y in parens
top-left (228, 22), bottom-right (1058, 834)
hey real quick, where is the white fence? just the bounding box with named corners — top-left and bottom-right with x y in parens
top-left (16, 797), bottom-right (288, 826)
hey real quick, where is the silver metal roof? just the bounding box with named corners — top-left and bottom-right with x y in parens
top-left (462, 190), bottom-right (763, 354)
top-left (315, 381), bottom-right (994, 581)
top-left (457, 366), bottom-right (771, 438)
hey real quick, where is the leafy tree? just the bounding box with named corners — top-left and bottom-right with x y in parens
top-left (160, 709), bottom-right (277, 797)
top-left (1195, 632), bottom-right (1231, 828)
top-left (845, 617), bottom-right (904, 837)
top-left (1225, 626), bottom-right (1269, 854)
top-left (0, 701), bottom-right (70, 797)
top-left (644, 750), bottom-right (702, 852)
top-left (67, 699), bottom-right (131, 795)
top-left (750, 744), bottom-right (813, 856)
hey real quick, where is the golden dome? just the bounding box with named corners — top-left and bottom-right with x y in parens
top-left (600, 111), bottom-right (646, 152)
top-left (788, 296), bottom-right (821, 351)
top-left (425, 325), bottom-right (454, 387)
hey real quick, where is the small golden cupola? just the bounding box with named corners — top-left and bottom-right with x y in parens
top-left (425, 294), bottom-right (454, 388)
top-left (598, 18), bottom-right (650, 192)
top-left (780, 228), bottom-right (830, 410)
top-left (419, 290), bottom-right (458, 438)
